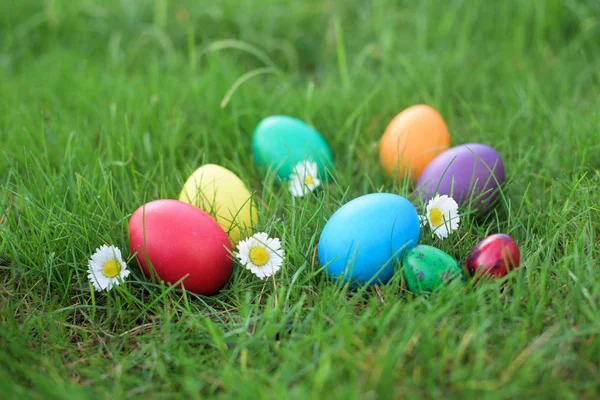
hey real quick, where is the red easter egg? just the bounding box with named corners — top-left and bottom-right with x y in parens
top-left (465, 233), bottom-right (520, 279)
top-left (128, 199), bottom-right (233, 295)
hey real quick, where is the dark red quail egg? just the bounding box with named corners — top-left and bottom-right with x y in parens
top-left (465, 233), bottom-right (520, 279)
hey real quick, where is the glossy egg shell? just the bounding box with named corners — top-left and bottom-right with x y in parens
top-left (251, 115), bottom-right (333, 180)
top-left (402, 245), bottom-right (465, 293)
top-left (128, 199), bottom-right (233, 295)
top-left (318, 193), bottom-right (420, 285)
top-left (465, 233), bottom-right (520, 279)
top-left (415, 143), bottom-right (505, 214)
top-left (179, 164), bottom-right (258, 245)
top-left (379, 104), bottom-right (450, 181)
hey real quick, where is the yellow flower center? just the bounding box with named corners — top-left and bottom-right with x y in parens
top-left (102, 260), bottom-right (121, 278)
top-left (429, 208), bottom-right (443, 226)
top-left (249, 247), bottom-right (269, 266)
top-left (303, 175), bottom-right (314, 185)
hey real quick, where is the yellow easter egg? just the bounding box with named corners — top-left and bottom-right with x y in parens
top-left (179, 164), bottom-right (257, 245)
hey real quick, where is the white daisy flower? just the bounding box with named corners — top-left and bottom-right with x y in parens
top-left (424, 194), bottom-right (460, 239)
top-left (87, 245), bottom-right (130, 292)
top-left (288, 160), bottom-right (321, 197)
top-left (235, 232), bottom-right (284, 280)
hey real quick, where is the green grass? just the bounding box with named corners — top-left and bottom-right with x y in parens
top-left (1, 0), bottom-right (600, 398)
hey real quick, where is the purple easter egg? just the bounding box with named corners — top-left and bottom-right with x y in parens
top-left (415, 143), bottom-right (505, 214)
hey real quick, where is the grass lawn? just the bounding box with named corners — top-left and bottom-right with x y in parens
top-left (1, 0), bottom-right (600, 398)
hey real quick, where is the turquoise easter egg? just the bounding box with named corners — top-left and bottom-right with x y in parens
top-left (251, 115), bottom-right (333, 180)
top-left (318, 193), bottom-right (420, 285)
top-left (402, 245), bottom-right (465, 293)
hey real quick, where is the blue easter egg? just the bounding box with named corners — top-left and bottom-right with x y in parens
top-left (318, 193), bottom-right (420, 285)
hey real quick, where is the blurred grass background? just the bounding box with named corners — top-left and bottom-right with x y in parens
top-left (1, 0), bottom-right (600, 398)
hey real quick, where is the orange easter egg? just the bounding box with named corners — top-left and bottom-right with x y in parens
top-left (379, 104), bottom-right (450, 181)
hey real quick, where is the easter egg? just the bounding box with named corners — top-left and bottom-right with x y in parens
top-left (128, 200), bottom-right (233, 295)
top-left (402, 245), bottom-right (465, 293)
top-left (252, 115), bottom-right (333, 180)
top-left (379, 104), bottom-right (450, 181)
top-left (465, 233), bottom-right (520, 279)
top-left (179, 164), bottom-right (257, 245)
top-left (318, 193), bottom-right (420, 285)
top-left (415, 143), bottom-right (505, 214)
